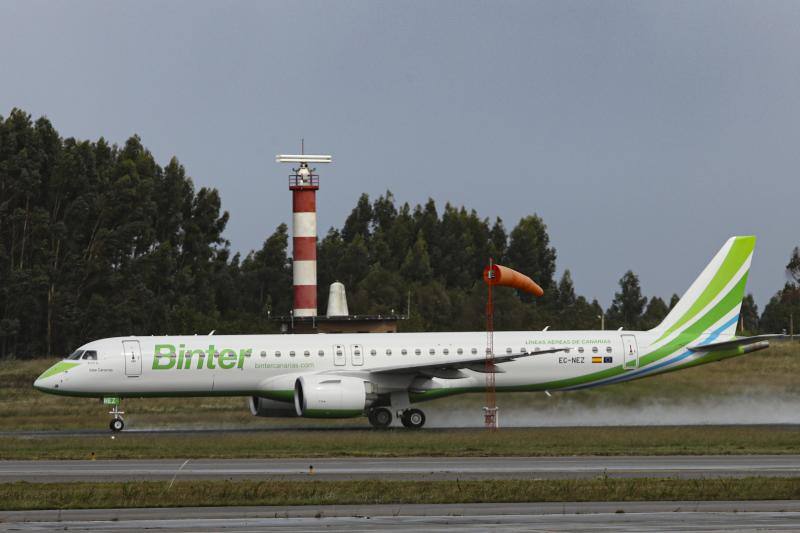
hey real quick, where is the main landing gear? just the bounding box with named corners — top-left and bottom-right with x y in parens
top-left (400, 408), bottom-right (426, 429)
top-left (367, 407), bottom-right (427, 429)
top-left (368, 407), bottom-right (393, 428)
top-left (108, 402), bottom-right (125, 432)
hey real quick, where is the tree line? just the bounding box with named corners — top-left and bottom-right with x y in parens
top-left (1, 109), bottom-right (796, 357)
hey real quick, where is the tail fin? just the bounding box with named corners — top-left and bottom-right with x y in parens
top-left (651, 236), bottom-right (755, 343)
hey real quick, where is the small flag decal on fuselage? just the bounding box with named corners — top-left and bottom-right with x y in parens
top-left (604, 356), bottom-right (613, 363)
top-left (592, 356), bottom-right (602, 363)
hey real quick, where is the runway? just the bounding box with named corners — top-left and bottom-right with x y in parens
top-left (3, 501), bottom-right (800, 531)
top-left (1, 455), bottom-right (799, 482)
top-left (3, 424), bottom-right (799, 438)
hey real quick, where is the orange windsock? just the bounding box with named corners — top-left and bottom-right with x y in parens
top-left (483, 264), bottom-right (544, 297)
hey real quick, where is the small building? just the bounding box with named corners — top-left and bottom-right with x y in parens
top-left (276, 314), bottom-right (405, 334)
top-left (273, 281), bottom-right (406, 334)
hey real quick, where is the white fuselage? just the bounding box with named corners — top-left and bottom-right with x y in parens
top-left (34, 329), bottom-right (719, 401)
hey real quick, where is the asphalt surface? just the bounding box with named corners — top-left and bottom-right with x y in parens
top-left (3, 501), bottom-right (800, 532)
top-left (2, 424), bottom-right (799, 438)
top-left (1, 455), bottom-right (799, 482)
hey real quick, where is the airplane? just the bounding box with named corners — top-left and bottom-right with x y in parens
top-left (34, 236), bottom-right (774, 431)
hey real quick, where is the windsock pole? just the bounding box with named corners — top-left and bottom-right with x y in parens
top-left (484, 258), bottom-right (498, 430)
top-left (482, 261), bottom-right (543, 430)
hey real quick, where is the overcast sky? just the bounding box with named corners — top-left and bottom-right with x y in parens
top-left (2, 1), bottom-right (798, 310)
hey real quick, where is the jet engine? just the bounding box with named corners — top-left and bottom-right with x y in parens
top-left (248, 396), bottom-right (298, 417)
top-left (294, 375), bottom-right (376, 418)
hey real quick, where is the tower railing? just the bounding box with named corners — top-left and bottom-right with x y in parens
top-left (288, 174), bottom-right (319, 190)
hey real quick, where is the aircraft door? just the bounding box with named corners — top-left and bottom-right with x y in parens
top-left (351, 344), bottom-right (364, 366)
top-left (621, 334), bottom-right (638, 369)
top-left (333, 344), bottom-right (346, 366)
top-left (122, 340), bottom-right (142, 377)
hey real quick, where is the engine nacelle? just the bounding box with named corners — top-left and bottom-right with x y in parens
top-left (294, 375), bottom-right (375, 418)
top-left (248, 396), bottom-right (298, 418)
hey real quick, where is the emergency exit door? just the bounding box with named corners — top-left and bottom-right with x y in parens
top-left (621, 334), bottom-right (638, 370)
top-left (122, 340), bottom-right (142, 377)
top-left (333, 344), bottom-right (346, 366)
top-left (351, 344), bottom-right (364, 366)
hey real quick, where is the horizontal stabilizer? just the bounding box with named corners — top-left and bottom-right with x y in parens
top-left (688, 335), bottom-right (783, 352)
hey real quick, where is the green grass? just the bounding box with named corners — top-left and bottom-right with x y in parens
top-left (2, 425), bottom-right (799, 460)
top-left (3, 342), bottom-right (799, 431)
top-left (2, 477), bottom-right (799, 510)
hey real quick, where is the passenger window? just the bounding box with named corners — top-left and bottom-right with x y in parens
top-left (443, 348), bottom-right (449, 355)
top-left (318, 350), bottom-right (325, 357)
top-left (471, 348), bottom-right (478, 355)
top-left (578, 347), bottom-right (584, 353)
top-left (370, 349), bottom-right (377, 356)
top-left (82, 351), bottom-right (97, 360)
top-left (457, 348), bottom-right (463, 355)
top-left (289, 351), bottom-right (296, 357)
top-left (506, 347), bottom-right (512, 354)
top-left (520, 347), bottom-right (527, 354)
top-left (304, 350), bottom-right (310, 357)
top-left (592, 347), bottom-right (598, 354)
top-left (386, 349), bottom-right (392, 355)
top-left (354, 349), bottom-right (361, 356)
top-left (429, 348), bottom-right (435, 355)
top-left (606, 346), bottom-right (613, 353)
top-left (415, 348), bottom-right (421, 355)
top-left (401, 349), bottom-right (408, 355)
top-left (260, 351), bottom-right (267, 358)
top-left (534, 347), bottom-right (540, 352)
top-left (275, 351), bottom-right (281, 357)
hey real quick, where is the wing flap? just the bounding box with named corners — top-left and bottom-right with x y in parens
top-left (370, 347), bottom-right (567, 377)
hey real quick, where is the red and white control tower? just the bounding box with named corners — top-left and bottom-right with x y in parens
top-left (276, 152), bottom-right (332, 317)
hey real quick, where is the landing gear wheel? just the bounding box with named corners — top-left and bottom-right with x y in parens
top-left (400, 408), bottom-right (426, 429)
top-left (368, 407), bottom-right (393, 428)
top-left (107, 401), bottom-right (125, 432)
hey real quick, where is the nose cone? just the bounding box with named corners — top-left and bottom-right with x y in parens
top-left (33, 373), bottom-right (53, 392)
top-left (33, 361), bottom-right (79, 393)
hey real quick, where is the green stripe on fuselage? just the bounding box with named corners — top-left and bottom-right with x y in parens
top-left (38, 361), bottom-right (80, 380)
top-left (412, 274), bottom-right (750, 402)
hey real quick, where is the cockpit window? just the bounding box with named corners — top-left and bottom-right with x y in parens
top-left (82, 351), bottom-right (98, 360)
top-left (67, 350), bottom-right (84, 360)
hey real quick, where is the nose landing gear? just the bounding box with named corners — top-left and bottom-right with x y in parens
top-left (107, 400), bottom-right (125, 432)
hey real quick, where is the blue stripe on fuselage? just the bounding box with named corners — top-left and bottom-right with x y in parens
top-left (565, 314), bottom-right (739, 391)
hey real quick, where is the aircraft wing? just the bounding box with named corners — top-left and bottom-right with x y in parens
top-left (687, 334), bottom-right (784, 352)
top-left (367, 347), bottom-right (568, 379)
